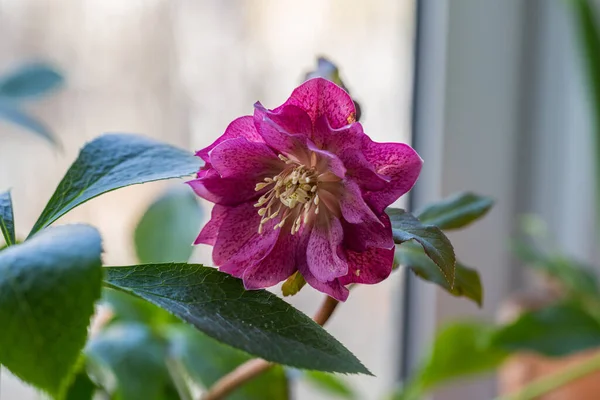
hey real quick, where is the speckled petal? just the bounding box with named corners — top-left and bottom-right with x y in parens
top-left (195, 116), bottom-right (262, 163)
top-left (306, 216), bottom-right (348, 282)
top-left (339, 246), bottom-right (395, 285)
top-left (342, 213), bottom-right (394, 253)
top-left (275, 77), bottom-right (356, 129)
top-left (362, 137), bottom-right (423, 213)
top-left (210, 137), bottom-right (283, 179)
top-left (194, 204), bottom-right (227, 245)
top-left (187, 169), bottom-right (258, 206)
top-left (242, 231), bottom-right (299, 289)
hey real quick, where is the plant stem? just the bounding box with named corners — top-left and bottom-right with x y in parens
top-left (494, 351), bottom-right (600, 400)
top-left (201, 295), bottom-right (340, 400)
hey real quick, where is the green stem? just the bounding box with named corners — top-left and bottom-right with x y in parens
top-left (494, 351), bottom-right (600, 400)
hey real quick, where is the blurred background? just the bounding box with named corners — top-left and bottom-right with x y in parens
top-left (1, 0), bottom-right (599, 399)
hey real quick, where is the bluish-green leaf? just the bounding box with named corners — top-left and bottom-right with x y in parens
top-left (104, 263), bottom-right (370, 375)
top-left (0, 224), bottom-right (103, 397)
top-left (167, 325), bottom-right (289, 400)
top-left (29, 134), bottom-right (201, 236)
top-left (134, 186), bottom-right (202, 264)
top-left (0, 63), bottom-right (63, 100)
top-left (491, 302), bottom-right (600, 357)
top-left (303, 371), bottom-right (356, 399)
top-left (0, 190), bottom-right (15, 246)
top-left (396, 242), bottom-right (482, 306)
top-left (388, 208), bottom-right (456, 286)
top-left (0, 102), bottom-right (57, 144)
top-left (86, 322), bottom-right (179, 400)
top-left (416, 192), bottom-right (494, 230)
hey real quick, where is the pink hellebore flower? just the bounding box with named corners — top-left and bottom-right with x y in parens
top-left (188, 78), bottom-right (422, 301)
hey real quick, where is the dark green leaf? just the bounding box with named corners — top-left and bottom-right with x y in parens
top-left (86, 322), bottom-right (178, 400)
top-left (104, 263), bottom-right (370, 374)
top-left (0, 63), bottom-right (63, 100)
top-left (0, 103), bottom-right (57, 144)
top-left (416, 192), bottom-right (493, 230)
top-left (388, 208), bottom-right (456, 287)
top-left (102, 288), bottom-right (176, 327)
top-left (134, 186), bottom-right (202, 264)
top-left (282, 271), bottom-right (307, 297)
top-left (396, 242), bottom-right (482, 306)
top-left (167, 325), bottom-right (288, 400)
top-left (29, 134), bottom-right (201, 236)
top-left (65, 366), bottom-right (96, 400)
top-left (492, 302), bottom-right (600, 357)
top-left (0, 224), bottom-right (103, 397)
top-left (303, 371), bottom-right (355, 399)
top-left (419, 322), bottom-right (506, 389)
top-left (0, 190), bottom-right (15, 246)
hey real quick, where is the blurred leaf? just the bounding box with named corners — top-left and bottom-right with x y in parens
top-left (104, 263), bottom-right (370, 375)
top-left (282, 271), bottom-right (307, 297)
top-left (102, 288), bottom-right (176, 327)
top-left (29, 134), bottom-right (201, 236)
top-left (388, 208), bottom-right (456, 287)
top-left (0, 63), bottom-right (63, 100)
top-left (0, 225), bottom-right (102, 397)
top-left (86, 322), bottom-right (179, 400)
top-left (416, 192), bottom-right (493, 230)
top-left (167, 325), bottom-right (288, 400)
top-left (569, 0), bottom-right (600, 226)
top-left (396, 242), bottom-right (482, 306)
top-left (0, 102), bottom-right (57, 144)
top-left (492, 302), bottom-right (600, 357)
top-left (64, 366), bottom-right (96, 400)
top-left (303, 371), bottom-right (355, 399)
top-left (134, 186), bottom-right (202, 264)
top-left (0, 190), bottom-right (15, 246)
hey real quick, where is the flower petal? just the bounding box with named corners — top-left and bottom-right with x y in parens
top-left (187, 169), bottom-right (258, 206)
top-left (342, 213), bottom-right (394, 252)
top-left (195, 116), bottom-right (262, 163)
top-left (210, 137), bottom-right (283, 179)
top-left (242, 230), bottom-right (298, 289)
top-left (276, 77), bottom-right (356, 129)
top-left (338, 180), bottom-right (382, 225)
top-left (306, 216), bottom-right (348, 282)
top-left (362, 137), bottom-right (423, 213)
top-left (194, 204), bottom-right (227, 245)
top-left (302, 269), bottom-right (349, 302)
top-left (339, 246), bottom-right (395, 285)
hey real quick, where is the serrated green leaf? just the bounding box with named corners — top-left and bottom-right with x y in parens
top-left (282, 271), bottom-right (307, 297)
top-left (104, 263), bottom-right (370, 375)
top-left (86, 322), bottom-right (179, 400)
top-left (388, 208), bottom-right (456, 287)
top-left (0, 102), bottom-right (57, 144)
top-left (0, 190), bottom-right (15, 246)
top-left (167, 325), bottom-right (288, 400)
top-left (416, 192), bottom-right (493, 230)
top-left (491, 301), bottom-right (600, 357)
top-left (134, 186), bottom-right (202, 264)
top-left (0, 63), bottom-right (63, 100)
top-left (0, 224), bottom-right (103, 397)
top-left (303, 371), bottom-right (356, 399)
top-left (29, 134), bottom-right (201, 236)
top-left (396, 242), bottom-right (482, 306)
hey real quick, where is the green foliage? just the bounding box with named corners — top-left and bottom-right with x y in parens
top-left (0, 190), bottom-right (15, 246)
top-left (0, 63), bottom-right (63, 100)
top-left (104, 263), bottom-right (370, 374)
top-left (282, 271), bottom-right (307, 297)
top-left (167, 325), bottom-right (289, 400)
top-left (0, 63), bottom-right (64, 144)
top-left (491, 302), bottom-right (600, 357)
top-left (64, 367), bottom-right (97, 400)
top-left (396, 242), bottom-right (482, 306)
top-left (388, 208), bottom-right (456, 286)
top-left (0, 225), bottom-right (102, 397)
top-left (416, 192), bottom-right (493, 230)
top-left (86, 322), bottom-right (179, 400)
top-left (134, 186), bottom-right (202, 264)
top-left (29, 134), bottom-right (201, 236)
top-left (303, 371), bottom-right (356, 399)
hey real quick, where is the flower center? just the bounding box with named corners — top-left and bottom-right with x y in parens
top-left (254, 154), bottom-right (320, 235)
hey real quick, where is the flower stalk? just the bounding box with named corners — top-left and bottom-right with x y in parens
top-left (201, 295), bottom-right (340, 400)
